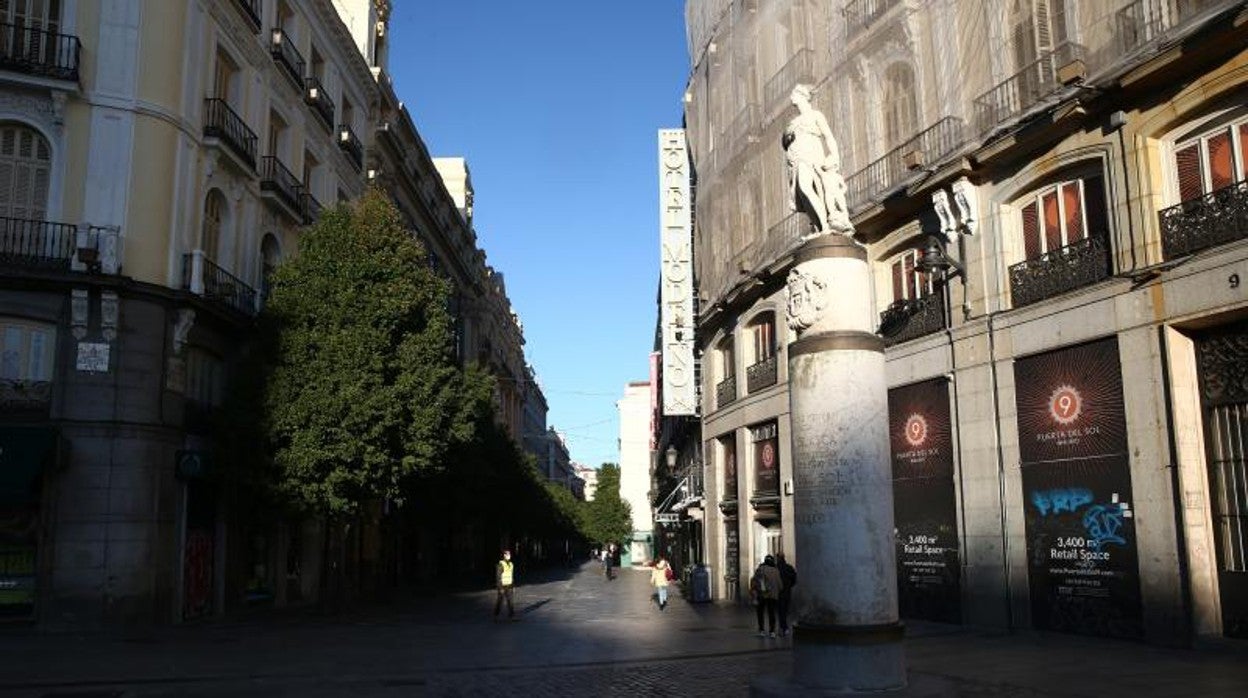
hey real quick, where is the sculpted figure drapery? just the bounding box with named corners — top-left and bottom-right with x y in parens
top-left (783, 85), bottom-right (853, 238)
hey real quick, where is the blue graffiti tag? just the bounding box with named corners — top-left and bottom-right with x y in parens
top-left (1082, 504), bottom-right (1127, 550)
top-left (1030, 488), bottom-right (1094, 517)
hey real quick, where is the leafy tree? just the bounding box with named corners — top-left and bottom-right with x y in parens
top-left (258, 189), bottom-right (481, 515)
top-left (582, 463), bottom-right (632, 546)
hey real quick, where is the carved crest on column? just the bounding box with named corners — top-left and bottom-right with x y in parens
top-left (785, 268), bottom-right (828, 334)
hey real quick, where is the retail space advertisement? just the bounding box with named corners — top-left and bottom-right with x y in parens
top-left (888, 379), bottom-right (961, 623)
top-left (1014, 337), bottom-right (1142, 639)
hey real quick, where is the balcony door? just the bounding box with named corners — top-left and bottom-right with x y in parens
top-left (1196, 321), bottom-right (1248, 638)
top-left (1008, 0), bottom-right (1068, 103)
top-left (0, 123), bottom-right (50, 221)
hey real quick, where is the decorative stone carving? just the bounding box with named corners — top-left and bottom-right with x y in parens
top-left (952, 177), bottom-right (978, 235)
top-left (50, 92), bottom-right (67, 127)
top-left (173, 308), bottom-right (196, 356)
top-left (100, 291), bottom-right (119, 341)
top-left (785, 268), bottom-right (828, 334)
top-left (784, 85), bottom-right (853, 239)
top-left (98, 226), bottom-right (121, 275)
top-left (932, 190), bottom-right (956, 240)
top-left (71, 289), bottom-right (89, 340)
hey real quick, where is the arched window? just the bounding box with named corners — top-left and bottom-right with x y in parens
top-left (0, 123), bottom-right (51, 220)
top-left (882, 64), bottom-right (918, 150)
top-left (202, 190), bottom-right (226, 258)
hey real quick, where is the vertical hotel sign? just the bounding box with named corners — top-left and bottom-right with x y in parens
top-left (658, 129), bottom-right (695, 415)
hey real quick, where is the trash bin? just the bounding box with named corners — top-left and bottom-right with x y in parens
top-left (691, 564), bottom-right (712, 603)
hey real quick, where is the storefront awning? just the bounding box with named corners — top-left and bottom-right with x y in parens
top-left (0, 426), bottom-right (58, 505)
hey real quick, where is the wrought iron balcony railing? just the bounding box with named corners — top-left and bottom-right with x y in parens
top-left (1115, 0), bottom-right (1225, 54)
top-left (1009, 235), bottom-right (1111, 308)
top-left (259, 155), bottom-right (304, 216)
top-left (182, 251), bottom-right (257, 316)
top-left (973, 42), bottom-right (1086, 136)
top-left (846, 116), bottom-right (967, 212)
top-left (759, 210), bottom-right (815, 265)
top-left (0, 21), bottom-right (81, 82)
top-left (0, 216), bottom-right (75, 269)
top-left (338, 123), bottom-right (363, 170)
top-left (844, 0), bottom-right (904, 41)
top-left (203, 98), bottom-right (257, 169)
top-left (1159, 178), bottom-right (1248, 260)
top-left (232, 0), bottom-right (261, 31)
top-left (746, 354), bottom-right (778, 393)
top-left (301, 190), bottom-right (323, 225)
top-left (0, 378), bottom-right (51, 412)
top-left (879, 292), bottom-right (946, 346)
top-left (303, 77), bottom-right (334, 128)
top-left (269, 28), bottom-right (305, 88)
top-left (763, 48), bottom-right (814, 112)
top-left (715, 374), bottom-right (737, 409)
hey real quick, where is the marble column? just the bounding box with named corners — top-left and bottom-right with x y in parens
top-left (765, 234), bottom-right (905, 693)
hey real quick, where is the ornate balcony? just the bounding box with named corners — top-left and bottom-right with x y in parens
top-left (338, 123), bottom-right (363, 170)
top-left (303, 77), bottom-right (334, 128)
top-left (1115, 0), bottom-right (1225, 54)
top-left (301, 191), bottom-right (323, 225)
top-left (973, 42), bottom-right (1086, 136)
top-left (746, 355), bottom-right (778, 394)
top-left (232, 0), bottom-right (261, 32)
top-left (203, 98), bottom-right (257, 170)
top-left (879, 292), bottom-right (946, 347)
top-left (763, 48), bottom-right (814, 112)
top-left (0, 217), bottom-right (119, 274)
top-left (269, 28), bottom-right (305, 88)
top-left (0, 22), bottom-right (81, 82)
top-left (846, 117), bottom-right (967, 212)
top-left (844, 0), bottom-right (904, 41)
top-left (1009, 235), bottom-right (1111, 308)
top-left (1159, 178), bottom-right (1248, 260)
top-left (715, 375), bottom-right (737, 409)
top-left (182, 251), bottom-right (257, 316)
top-left (259, 156), bottom-right (304, 219)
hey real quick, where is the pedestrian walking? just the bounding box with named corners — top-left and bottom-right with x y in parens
top-left (604, 544), bottom-right (615, 581)
top-left (776, 552), bottom-right (797, 636)
top-left (651, 555), bottom-right (673, 610)
top-left (750, 554), bottom-right (782, 637)
top-left (493, 549), bottom-right (516, 621)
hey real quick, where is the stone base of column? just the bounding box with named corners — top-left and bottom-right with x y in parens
top-left (749, 622), bottom-right (906, 695)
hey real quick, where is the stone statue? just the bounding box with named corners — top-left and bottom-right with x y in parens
top-left (783, 85), bottom-right (853, 238)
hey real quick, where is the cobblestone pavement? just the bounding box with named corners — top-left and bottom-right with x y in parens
top-left (3, 562), bottom-right (1247, 697)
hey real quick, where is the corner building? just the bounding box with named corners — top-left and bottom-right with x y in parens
top-left (685, 0), bottom-right (1248, 644)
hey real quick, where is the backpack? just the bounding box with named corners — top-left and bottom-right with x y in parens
top-left (752, 568), bottom-right (769, 595)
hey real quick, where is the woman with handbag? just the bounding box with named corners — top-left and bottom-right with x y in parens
top-left (651, 555), bottom-right (672, 610)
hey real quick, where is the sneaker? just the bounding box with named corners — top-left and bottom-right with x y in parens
top-left (769, 631), bottom-right (777, 638)
top-left (756, 631), bottom-right (767, 638)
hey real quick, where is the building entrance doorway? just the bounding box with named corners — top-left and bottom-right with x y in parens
top-left (753, 519), bottom-right (781, 568)
top-left (1196, 320), bottom-right (1248, 638)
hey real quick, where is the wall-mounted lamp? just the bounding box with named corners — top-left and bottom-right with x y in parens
top-left (665, 445), bottom-right (678, 469)
top-left (917, 234), bottom-right (964, 279)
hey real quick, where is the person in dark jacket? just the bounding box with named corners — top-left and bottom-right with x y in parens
top-left (776, 552), bottom-right (797, 636)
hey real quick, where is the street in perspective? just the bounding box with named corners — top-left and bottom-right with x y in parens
top-left (3, 0), bottom-right (1248, 696)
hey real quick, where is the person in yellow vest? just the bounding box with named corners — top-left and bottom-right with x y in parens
top-left (494, 549), bottom-right (516, 620)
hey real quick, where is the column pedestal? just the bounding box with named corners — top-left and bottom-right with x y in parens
top-left (753, 235), bottom-right (905, 695)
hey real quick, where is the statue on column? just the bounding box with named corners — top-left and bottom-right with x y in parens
top-left (783, 85), bottom-right (853, 238)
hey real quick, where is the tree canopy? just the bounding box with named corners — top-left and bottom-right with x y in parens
top-left (582, 463), bottom-right (633, 545)
top-left (258, 189), bottom-right (484, 515)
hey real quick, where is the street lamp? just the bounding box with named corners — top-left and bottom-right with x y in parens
top-left (665, 445), bottom-right (678, 470)
top-left (916, 234), bottom-right (964, 279)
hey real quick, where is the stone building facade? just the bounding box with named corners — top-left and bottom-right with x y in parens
top-left (0, 0), bottom-right (539, 627)
top-left (683, 0), bottom-right (1248, 645)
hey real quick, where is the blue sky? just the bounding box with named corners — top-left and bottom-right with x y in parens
top-left (388, 2), bottom-right (689, 467)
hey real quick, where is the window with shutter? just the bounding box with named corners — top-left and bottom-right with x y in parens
top-left (887, 248), bottom-right (932, 302)
top-left (0, 124), bottom-right (51, 222)
top-left (0, 318), bottom-right (56, 382)
top-left (1173, 115), bottom-right (1248, 203)
top-left (883, 64), bottom-right (918, 150)
top-left (1018, 175), bottom-right (1105, 259)
top-left (202, 190), bottom-right (225, 258)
